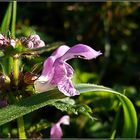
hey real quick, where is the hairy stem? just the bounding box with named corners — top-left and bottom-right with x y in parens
top-left (13, 56), bottom-right (27, 138)
top-left (13, 56), bottom-right (27, 139)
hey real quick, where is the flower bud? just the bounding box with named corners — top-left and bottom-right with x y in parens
top-left (0, 34), bottom-right (4, 46)
top-left (29, 35), bottom-right (40, 41)
top-left (21, 34), bottom-right (45, 49)
top-left (24, 72), bottom-right (38, 84)
top-left (27, 41), bottom-right (34, 48)
top-left (34, 40), bottom-right (45, 48)
top-left (10, 39), bottom-right (16, 47)
top-left (0, 34), bottom-right (15, 48)
top-left (0, 34), bottom-right (8, 47)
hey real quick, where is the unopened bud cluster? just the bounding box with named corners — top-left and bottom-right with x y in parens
top-left (0, 33), bottom-right (45, 49)
top-left (0, 34), bottom-right (16, 48)
top-left (21, 35), bottom-right (45, 48)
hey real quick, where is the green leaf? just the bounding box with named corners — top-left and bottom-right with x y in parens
top-left (28, 119), bottom-right (50, 133)
top-left (0, 90), bottom-right (64, 126)
top-left (0, 84), bottom-right (137, 138)
top-left (0, 91), bottom-right (92, 126)
top-left (0, 56), bottom-right (13, 75)
top-left (51, 98), bottom-right (92, 117)
top-left (76, 84), bottom-right (137, 138)
top-left (11, 1), bottom-right (17, 38)
top-left (0, 3), bottom-right (12, 33)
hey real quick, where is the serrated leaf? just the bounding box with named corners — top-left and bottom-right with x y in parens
top-left (51, 98), bottom-right (92, 118)
top-left (0, 89), bottom-right (93, 126)
top-left (0, 90), bottom-right (65, 126)
top-left (76, 84), bottom-right (137, 138)
top-left (51, 100), bottom-right (77, 114)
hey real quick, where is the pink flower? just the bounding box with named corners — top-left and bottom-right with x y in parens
top-left (34, 44), bottom-right (102, 96)
top-left (50, 115), bottom-right (70, 139)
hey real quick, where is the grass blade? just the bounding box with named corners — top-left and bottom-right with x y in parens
top-left (0, 3), bottom-right (12, 33)
top-left (11, 1), bottom-right (17, 38)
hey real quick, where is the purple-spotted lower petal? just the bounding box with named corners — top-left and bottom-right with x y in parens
top-left (50, 59), bottom-right (78, 96)
top-left (50, 124), bottom-right (62, 139)
top-left (61, 44), bottom-right (102, 61)
top-left (58, 76), bottom-right (79, 96)
top-left (50, 60), bottom-right (66, 85)
top-left (65, 62), bottom-right (74, 78)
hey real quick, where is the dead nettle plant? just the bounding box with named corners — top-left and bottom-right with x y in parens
top-left (0, 2), bottom-right (137, 139)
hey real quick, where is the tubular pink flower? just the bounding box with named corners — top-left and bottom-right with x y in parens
top-left (50, 115), bottom-right (70, 139)
top-left (34, 44), bottom-right (102, 96)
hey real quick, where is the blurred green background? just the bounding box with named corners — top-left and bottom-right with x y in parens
top-left (0, 2), bottom-right (140, 138)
